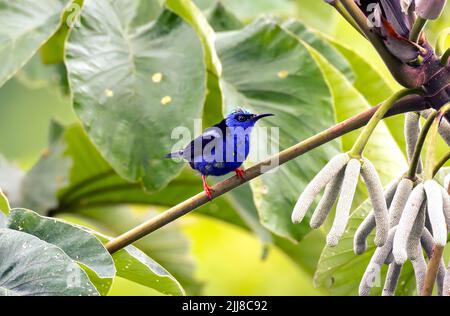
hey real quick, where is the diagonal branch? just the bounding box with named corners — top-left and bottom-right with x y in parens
top-left (105, 94), bottom-right (428, 254)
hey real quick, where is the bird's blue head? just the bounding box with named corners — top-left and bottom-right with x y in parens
top-left (225, 108), bottom-right (274, 129)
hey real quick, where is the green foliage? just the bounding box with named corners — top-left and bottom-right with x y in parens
top-left (0, 0), bottom-right (448, 296)
top-left (0, 0), bottom-right (72, 87)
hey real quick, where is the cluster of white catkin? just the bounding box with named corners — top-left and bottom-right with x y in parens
top-left (356, 111), bottom-right (450, 296)
top-left (291, 153), bottom-right (389, 247)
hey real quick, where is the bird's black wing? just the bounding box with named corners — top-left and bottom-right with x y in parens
top-left (182, 119), bottom-right (227, 162)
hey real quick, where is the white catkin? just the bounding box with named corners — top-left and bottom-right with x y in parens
top-left (292, 153), bottom-right (350, 224)
top-left (382, 263), bottom-right (403, 296)
top-left (404, 112), bottom-right (422, 174)
top-left (411, 244), bottom-right (427, 295)
top-left (442, 187), bottom-right (450, 230)
top-left (327, 158), bottom-right (361, 247)
top-left (421, 228), bottom-right (446, 296)
top-left (393, 184), bottom-right (425, 264)
top-left (388, 178), bottom-right (414, 227)
top-left (360, 158), bottom-right (389, 247)
top-left (310, 169), bottom-right (345, 229)
top-left (421, 109), bottom-right (450, 146)
top-left (406, 201), bottom-right (426, 260)
top-left (445, 174), bottom-right (450, 192)
top-left (444, 262), bottom-right (450, 296)
top-left (424, 180), bottom-right (447, 247)
top-left (359, 227), bottom-right (396, 296)
top-left (354, 178), bottom-right (400, 255)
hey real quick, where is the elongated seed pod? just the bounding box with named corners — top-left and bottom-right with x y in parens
top-left (382, 263), bottom-right (403, 296)
top-left (354, 178), bottom-right (399, 255)
top-left (361, 158), bottom-right (389, 247)
top-left (359, 227), bottom-right (396, 296)
top-left (441, 188), bottom-right (450, 229)
top-left (310, 169), bottom-right (345, 229)
top-left (292, 153), bottom-right (350, 224)
top-left (404, 112), bottom-right (422, 174)
top-left (421, 228), bottom-right (446, 296)
top-left (407, 201), bottom-right (426, 260)
top-left (388, 178), bottom-right (414, 227)
top-left (444, 262), bottom-right (450, 296)
top-left (411, 244), bottom-right (427, 295)
top-left (424, 180), bottom-right (447, 247)
top-left (393, 184), bottom-right (425, 264)
top-left (327, 158), bottom-right (361, 247)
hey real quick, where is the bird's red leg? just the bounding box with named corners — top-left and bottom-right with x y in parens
top-left (234, 168), bottom-right (245, 180)
top-left (202, 175), bottom-right (213, 200)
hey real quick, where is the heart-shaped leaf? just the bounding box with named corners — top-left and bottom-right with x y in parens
top-left (65, 0), bottom-right (206, 192)
top-left (0, 228), bottom-right (98, 296)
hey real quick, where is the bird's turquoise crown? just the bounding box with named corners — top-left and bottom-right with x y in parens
top-left (228, 108), bottom-right (252, 116)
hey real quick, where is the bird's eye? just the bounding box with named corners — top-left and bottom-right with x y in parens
top-left (236, 115), bottom-right (247, 122)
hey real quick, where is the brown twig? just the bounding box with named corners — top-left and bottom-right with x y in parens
top-left (105, 95), bottom-right (427, 254)
top-left (422, 244), bottom-right (445, 296)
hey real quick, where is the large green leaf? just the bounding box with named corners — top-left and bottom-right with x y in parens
top-left (282, 19), bottom-right (354, 83)
top-left (7, 208), bottom-right (115, 295)
top-left (0, 228), bottom-right (98, 296)
top-left (0, 0), bottom-right (71, 87)
top-left (65, 1), bottom-right (206, 192)
top-left (216, 18), bottom-right (340, 241)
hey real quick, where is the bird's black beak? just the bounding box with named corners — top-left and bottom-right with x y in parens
top-left (252, 113), bottom-right (274, 121)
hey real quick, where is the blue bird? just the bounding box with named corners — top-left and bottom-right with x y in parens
top-left (165, 109), bottom-right (273, 199)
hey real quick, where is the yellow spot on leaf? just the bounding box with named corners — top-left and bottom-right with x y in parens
top-left (277, 70), bottom-right (289, 79)
top-left (104, 89), bottom-right (114, 97)
top-left (161, 96), bottom-right (172, 105)
top-left (152, 72), bottom-right (163, 83)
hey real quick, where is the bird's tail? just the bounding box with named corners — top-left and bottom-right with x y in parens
top-left (164, 150), bottom-right (184, 158)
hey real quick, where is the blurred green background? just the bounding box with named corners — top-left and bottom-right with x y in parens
top-left (0, 0), bottom-right (448, 296)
